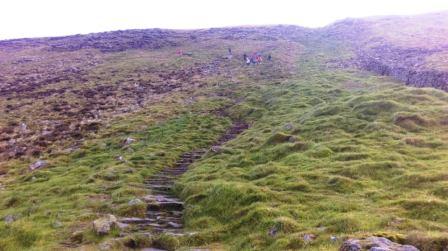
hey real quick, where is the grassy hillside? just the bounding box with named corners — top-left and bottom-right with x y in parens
top-left (0, 13), bottom-right (447, 251)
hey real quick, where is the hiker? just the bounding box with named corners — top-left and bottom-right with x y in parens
top-left (251, 53), bottom-right (257, 64)
top-left (246, 56), bottom-right (251, 65)
top-left (267, 54), bottom-right (272, 61)
top-left (243, 53), bottom-right (247, 61)
top-left (228, 48), bottom-right (232, 55)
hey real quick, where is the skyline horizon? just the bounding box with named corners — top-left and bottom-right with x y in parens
top-left (1, 1), bottom-right (448, 40)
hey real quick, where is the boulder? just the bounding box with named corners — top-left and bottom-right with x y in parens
top-left (29, 160), bottom-right (48, 171)
top-left (93, 214), bottom-right (118, 235)
top-left (340, 237), bottom-right (419, 251)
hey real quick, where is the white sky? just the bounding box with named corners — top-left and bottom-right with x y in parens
top-left (1, 0), bottom-right (448, 40)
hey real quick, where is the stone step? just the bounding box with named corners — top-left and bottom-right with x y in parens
top-left (148, 184), bottom-right (173, 190)
top-left (119, 217), bottom-right (153, 224)
top-left (128, 122), bottom-right (247, 238)
top-left (149, 174), bottom-right (174, 179)
top-left (148, 201), bottom-right (184, 210)
top-left (160, 168), bottom-right (187, 172)
top-left (144, 194), bottom-right (182, 203)
top-left (146, 181), bottom-right (175, 186)
top-left (146, 176), bottom-right (175, 180)
top-left (153, 217), bottom-right (182, 223)
top-left (147, 211), bottom-right (183, 218)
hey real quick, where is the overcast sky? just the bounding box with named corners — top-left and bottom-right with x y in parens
top-left (1, 0), bottom-right (448, 39)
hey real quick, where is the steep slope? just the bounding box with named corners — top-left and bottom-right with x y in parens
top-left (322, 11), bottom-right (448, 91)
top-left (0, 14), bottom-right (448, 251)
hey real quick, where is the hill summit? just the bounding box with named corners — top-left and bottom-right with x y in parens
top-left (0, 12), bottom-right (447, 250)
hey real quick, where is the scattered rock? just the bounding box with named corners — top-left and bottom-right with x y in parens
top-left (19, 122), bottom-right (28, 133)
top-left (283, 123), bottom-right (294, 131)
top-left (52, 220), bottom-right (63, 228)
top-left (117, 156), bottom-right (125, 162)
top-left (211, 146), bottom-right (221, 153)
top-left (70, 230), bottom-right (84, 243)
top-left (124, 168), bottom-right (135, 174)
top-left (123, 137), bottom-right (136, 145)
top-left (4, 214), bottom-right (16, 224)
top-left (288, 136), bottom-right (298, 143)
top-left (268, 226), bottom-right (279, 237)
top-left (167, 221), bottom-right (182, 228)
top-left (99, 240), bottom-right (114, 251)
top-left (116, 222), bottom-right (129, 230)
top-left (93, 214), bottom-right (118, 235)
top-left (316, 226), bottom-right (327, 232)
top-left (340, 237), bottom-right (419, 251)
top-left (303, 233), bottom-right (317, 243)
top-left (29, 160), bottom-right (48, 171)
top-left (128, 198), bottom-right (143, 206)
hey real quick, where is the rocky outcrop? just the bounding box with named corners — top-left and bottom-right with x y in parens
top-left (0, 29), bottom-right (180, 52)
top-left (357, 45), bottom-right (448, 92)
top-left (340, 237), bottom-right (419, 251)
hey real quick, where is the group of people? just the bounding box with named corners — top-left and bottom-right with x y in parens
top-left (227, 47), bottom-right (271, 65)
top-left (243, 52), bottom-right (271, 65)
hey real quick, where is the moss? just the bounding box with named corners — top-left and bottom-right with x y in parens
top-left (324, 216), bottom-right (362, 233)
top-left (333, 152), bottom-right (369, 161)
top-left (399, 200), bottom-right (448, 221)
top-left (405, 232), bottom-right (448, 251)
top-left (0, 222), bottom-right (40, 249)
top-left (265, 132), bottom-right (295, 145)
top-left (353, 100), bottom-right (400, 119)
top-left (116, 202), bottom-right (147, 218)
top-left (2, 28), bottom-right (448, 251)
top-left (153, 234), bottom-right (180, 251)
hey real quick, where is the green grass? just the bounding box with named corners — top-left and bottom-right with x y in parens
top-left (0, 97), bottom-right (230, 250)
top-left (175, 44), bottom-right (448, 250)
top-left (1, 24), bottom-right (448, 250)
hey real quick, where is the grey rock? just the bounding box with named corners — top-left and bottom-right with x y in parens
top-left (303, 233), bottom-right (317, 243)
top-left (52, 220), bottom-right (63, 228)
top-left (211, 146), bottom-right (221, 153)
top-left (4, 215), bottom-right (16, 224)
top-left (29, 160), bottom-right (48, 171)
top-left (168, 221), bottom-right (182, 228)
top-left (283, 123), bottom-right (294, 131)
top-left (268, 226), bottom-right (279, 237)
top-left (123, 137), bottom-right (136, 145)
top-left (340, 237), bottom-right (419, 251)
top-left (19, 122), bottom-right (28, 133)
top-left (357, 45), bottom-right (448, 92)
top-left (128, 198), bottom-right (143, 206)
top-left (116, 222), bottom-right (129, 230)
top-left (93, 214), bottom-right (117, 235)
